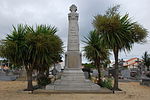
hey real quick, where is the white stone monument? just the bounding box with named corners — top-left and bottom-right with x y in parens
top-left (46, 5), bottom-right (112, 93)
top-left (65, 4), bottom-right (81, 68)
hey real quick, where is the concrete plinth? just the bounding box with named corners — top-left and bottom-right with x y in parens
top-left (46, 68), bottom-right (112, 93)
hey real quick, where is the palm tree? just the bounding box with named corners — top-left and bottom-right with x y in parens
top-left (83, 30), bottom-right (109, 84)
top-left (132, 24), bottom-right (147, 43)
top-left (0, 24), bottom-right (34, 90)
top-left (142, 51), bottom-right (150, 71)
top-left (26, 25), bottom-right (63, 86)
top-left (93, 5), bottom-right (147, 90)
top-left (0, 24), bottom-right (63, 90)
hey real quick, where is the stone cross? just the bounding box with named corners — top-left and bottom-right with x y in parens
top-left (65, 4), bottom-right (81, 68)
top-left (70, 4), bottom-right (77, 12)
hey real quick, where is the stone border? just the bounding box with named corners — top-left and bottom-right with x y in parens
top-left (32, 89), bottom-right (113, 94)
top-left (113, 90), bottom-right (126, 94)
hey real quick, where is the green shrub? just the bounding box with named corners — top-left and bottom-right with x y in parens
top-left (100, 78), bottom-right (112, 89)
top-left (37, 75), bottom-right (51, 86)
top-left (82, 63), bottom-right (96, 69)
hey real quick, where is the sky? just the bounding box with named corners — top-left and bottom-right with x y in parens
top-left (0, 0), bottom-right (150, 62)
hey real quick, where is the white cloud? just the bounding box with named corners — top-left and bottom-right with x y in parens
top-left (0, 0), bottom-right (149, 62)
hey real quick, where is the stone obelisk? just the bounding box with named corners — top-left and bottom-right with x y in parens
top-left (65, 4), bottom-right (81, 68)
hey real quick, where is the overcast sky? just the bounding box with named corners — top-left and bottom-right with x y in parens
top-left (0, 0), bottom-right (150, 62)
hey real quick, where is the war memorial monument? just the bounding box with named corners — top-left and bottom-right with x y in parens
top-left (46, 4), bottom-right (107, 92)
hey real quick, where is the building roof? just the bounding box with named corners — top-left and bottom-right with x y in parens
top-left (125, 57), bottom-right (138, 62)
top-left (124, 57), bottom-right (140, 67)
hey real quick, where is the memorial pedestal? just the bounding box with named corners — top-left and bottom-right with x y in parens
top-left (46, 68), bottom-right (102, 92)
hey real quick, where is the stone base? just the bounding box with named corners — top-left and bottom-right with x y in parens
top-left (65, 51), bottom-right (81, 68)
top-left (46, 68), bottom-right (112, 93)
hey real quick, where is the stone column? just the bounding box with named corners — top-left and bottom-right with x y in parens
top-left (65, 4), bottom-right (81, 68)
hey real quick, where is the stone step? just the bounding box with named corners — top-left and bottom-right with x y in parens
top-left (46, 84), bottom-right (101, 91)
top-left (61, 75), bottom-right (84, 76)
top-left (54, 79), bottom-right (93, 84)
top-left (61, 75), bottom-right (85, 78)
top-left (54, 87), bottom-right (98, 91)
top-left (46, 69), bottom-right (102, 92)
top-left (59, 78), bottom-right (85, 81)
top-left (54, 82), bottom-right (94, 86)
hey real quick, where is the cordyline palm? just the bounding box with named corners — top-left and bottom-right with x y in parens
top-left (93, 5), bottom-right (147, 90)
top-left (0, 24), bottom-right (63, 90)
top-left (27, 25), bottom-right (62, 65)
top-left (83, 30), bottom-right (109, 84)
top-left (94, 14), bottom-right (134, 90)
top-left (1, 25), bottom-right (28, 67)
top-left (0, 24), bottom-right (34, 90)
top-left (26, 25), bottom-right (63, 86)
top-left (142, 51), bottom-right (150, 71)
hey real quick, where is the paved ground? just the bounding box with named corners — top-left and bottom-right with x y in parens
top-left (0, 81), bottom-right (150, 100)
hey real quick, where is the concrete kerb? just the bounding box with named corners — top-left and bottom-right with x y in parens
top-left (33, 89), bottom-right (113, 94)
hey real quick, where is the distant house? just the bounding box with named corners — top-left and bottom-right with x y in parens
top-left (0, 65), bottom-right (9, 70)
top-left (109, 58), bottom-right (142, 69)
top-left (123, 58), bottom-right (142, 69)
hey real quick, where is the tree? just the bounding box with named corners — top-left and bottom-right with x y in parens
top-left (83, 30), bottom-right (109, 84)
top-left (0, 24), bottom-right (63, 90)
top-left (0, 25), bottom-right (34, 90)
top-left (93, 5), bottom-right (147, 90)
top-left (142, 51), bottom-right (150, 71)
top-left (27, 25), bottom-right (63, 86)
top-left (101, 59), bottom-right (111, 70)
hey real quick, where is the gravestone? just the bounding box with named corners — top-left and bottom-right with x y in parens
top-left (92, 69), bottom-right (98, 77)
top-left (0, 69), bottom-right (18, 81)
top-left (103, 70), bottom-right (109, 77)
top-left (0, 69), bottom-right (6, 76)
top-left (121, 69), bottom-right (131, 79)
top-left (84, 72), bottom-right (89, 79)
top-left (140, 72), bottom-right (150, 86)
top-left (141, 76), bottom-right (150, 86)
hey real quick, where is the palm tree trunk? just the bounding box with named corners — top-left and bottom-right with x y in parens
top-left (96, 59), bottom-right (102, 85)
top-left (46, 67), bottom-right (49, 77)
top-left (26, 69), bottom-right (33, 91)
top-left (37, 67), bottom-right (45, 86)
top-left (38, 68), bottom-right (45, 78)
top-left (88, 70), bottom-right (91, 79)
top-left (113, 48), bottom-right (119, 90)
top-left (25, 65), bottom-right (33, 91)
top-left (147, 66), bottom-right (150, 71)
top-left (97, 66), bottom-right (101, 84)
